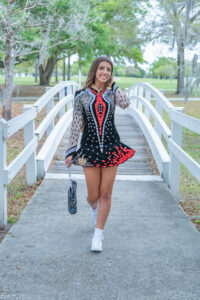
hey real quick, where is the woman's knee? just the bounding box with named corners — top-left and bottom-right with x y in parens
top-left (100, 191), bottom-right (112, 202)
top-left (87, 193), bottom-right (99, 203)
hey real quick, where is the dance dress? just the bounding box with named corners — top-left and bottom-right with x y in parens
top-left (65, 82), bottom-right (136, 167)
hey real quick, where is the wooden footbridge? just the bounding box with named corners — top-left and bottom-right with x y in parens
top-left (1, 80), bottom-right (200, 229)
top-left (1, 81), bottom-right (200, 299)
top-left (47, 108), bottom-right (159, 177)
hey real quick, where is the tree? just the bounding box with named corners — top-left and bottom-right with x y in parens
top-left (146, 0), bottom-right (200, 94)
top-left (36, 0), bottom-right (92, 85)
top-left (150, 57), bottom-right (177, 79)
top-left (0, 0), bottom-right (91, 119)
top-left (67, 0), bottom-right (147, 82)
top-left (0, 0), bottom-right (49, 120)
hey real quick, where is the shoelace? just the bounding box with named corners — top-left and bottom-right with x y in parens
top-left (94, 234), bottom-right (104, 242)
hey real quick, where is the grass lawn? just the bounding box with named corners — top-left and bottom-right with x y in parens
top-left (115, 77), bottom-right (177, 91)
top-left (0, 75), bottom-right (177, 91)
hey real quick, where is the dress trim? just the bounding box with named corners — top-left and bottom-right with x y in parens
top-left (88, 87), bottom-right (111, 153)
top-left (65, 145), bottom-right (77, 159)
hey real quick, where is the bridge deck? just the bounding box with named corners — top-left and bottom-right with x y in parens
top-left (48, 108), bottom-right (159, 176)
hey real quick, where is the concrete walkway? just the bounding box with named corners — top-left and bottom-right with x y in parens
top-left (0, 178), bottom-right (200, 299)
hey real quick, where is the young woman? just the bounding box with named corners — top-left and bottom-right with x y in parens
top-left (65, 56), bottom-right (136, 252)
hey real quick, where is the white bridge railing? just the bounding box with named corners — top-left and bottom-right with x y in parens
top-left (0, 81), bottom-right (79, 229)
top-left (1, 81), bottom-right (200, 229)
top-left (126, 82), bottom-right (200, 200)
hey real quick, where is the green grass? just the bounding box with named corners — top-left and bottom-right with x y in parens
top-left (115, 77), bottom-right (177, 91)
top-left (0, 75), bottom-right (177, 90)
top-left (8, 216), bottom-right (18, 224)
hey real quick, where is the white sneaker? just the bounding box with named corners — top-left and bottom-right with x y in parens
top-left (91, 234), bottom-right (104, 252)
top-left (90, 206), bottom-right (98, 226)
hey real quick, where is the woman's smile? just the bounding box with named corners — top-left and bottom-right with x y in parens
top-left (95, 61), bottom-right (112, 85)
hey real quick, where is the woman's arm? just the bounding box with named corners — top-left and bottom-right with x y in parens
top-left (65, 91), bottom-right (83, 160)
top-left (112, 82), bottom-right (130, 109)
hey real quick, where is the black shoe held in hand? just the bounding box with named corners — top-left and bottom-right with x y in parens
top-left (68, 180), bottom-right (77, 214)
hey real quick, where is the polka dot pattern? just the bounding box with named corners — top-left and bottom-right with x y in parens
top-left (65, 84), bottom-right (136, 167)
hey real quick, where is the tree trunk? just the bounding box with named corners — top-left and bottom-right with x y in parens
top-left (63, 56), bottom-right (66, 81)
top-left (78, 60), bottom-right (82, 86)
top-left (34, 61), bottom-right (38, 83)
top-left (39, 56), bottom-right (57, 86)
top-left (55, 60), bottom-right (58, 83)
top-left (176, 40), bottom-right (185, 95)
top-left (67, 53), bottom-right (71, 80)
top-left (3, 3), bottom-right (14, 121)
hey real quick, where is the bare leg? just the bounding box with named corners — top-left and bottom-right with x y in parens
top-left (96, 166), bottom-right (118, 230)
top-left (83, 167), bottom-right (101, 209)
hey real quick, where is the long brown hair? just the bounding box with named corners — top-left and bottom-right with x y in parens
top-left (83, 56), bottom-right (113, 89)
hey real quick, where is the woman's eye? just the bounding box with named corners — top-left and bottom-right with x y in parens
top-left (99, 67), bottom-right (112, 72)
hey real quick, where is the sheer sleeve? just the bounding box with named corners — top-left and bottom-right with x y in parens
top-left (65, 91), bottom-right (83, 159)
top-left (112, 82), bottom-right (130, 109)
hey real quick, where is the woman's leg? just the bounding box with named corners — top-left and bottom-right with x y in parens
top-left (96, 166), bottom-right (118, 229)
top-left (83, 167), bottom-right (101, 209)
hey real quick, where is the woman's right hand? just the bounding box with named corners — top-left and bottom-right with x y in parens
top-left (65, 155), bottom-right (73, 167)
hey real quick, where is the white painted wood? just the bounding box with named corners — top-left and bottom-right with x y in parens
top-left (46, 98), bottom-right (54, 136)
top-left (33, 81), bottom-right (79, 113)
top-left (5, 138), bottom-right (38, 185)
top-left (132, 86), bottom-right (138, 108)
top-left (127, 106), bottom-right (170, 184)
top-left (170, 109), bottom-right (200, 135)
top-left (67, 85), bottom-right (73, 96)
top-left (138, 86), bottom-right (143, 111)
top-left (35, 96), bottom-right (73, 140)
top-left (7, 108), bottom-right (36, 137)
top-left (169, 118), bottom-right (183, 199)
top-left (154, 101), bottom-right (163, 138)
top-left (45, 173), bottom-right (164, 182)
top-left (124, 88), bottom-right (129, 96)
top-left (145, 89), bottom-right (151, 119)
top-left (36, 108), bottom-right (73, 178)
top-left (145, 89), bottom-right (151, 101)
top-left (59, 88), bottom-right (65, 119)
top-left (130, 82), bottom-right (174, 113)
top-left (23, 106), bottom-right (37, 186)
top-left (168, 138), bottom-right (200, 181)
top-left (0, 119), bottom-right (7, 229)
top-left (131, 96), bottom-right (171, 141)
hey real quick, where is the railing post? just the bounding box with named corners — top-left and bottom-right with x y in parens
top-left (138, 86), bottom-right (143, 111)
top-left (45, 87), bottom-right (54, 136)
top-left (124, 87), bottom-right (128, 95)
top-left (46, 98), bottom-right (54, 136)
top-left (67, 84), bottom-right (73, 95)
top-left (144, 89), bottom-right (151, 120)
top-left (59, 88), bottom-right (65, 118)
top-left (133, 86), bottom-right (138, 108)
top-left (0, 119), bottom-right (8, 229)
top-left (23, 106), bottom-right (37, 186)
top-left (154, 101), bottom-right (163, 138)
top-left (169, 115), bottom-right (183, 200)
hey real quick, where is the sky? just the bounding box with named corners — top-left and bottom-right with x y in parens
top-left (142, 42), bottom-right (200, 70)
top-left (71, 42), bottom-right (199, 72)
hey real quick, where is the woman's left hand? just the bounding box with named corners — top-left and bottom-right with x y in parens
top-left (107, 75), bottom-right (114, 87)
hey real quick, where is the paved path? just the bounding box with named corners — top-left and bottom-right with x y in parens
top-left (0, 178), bottom-right (200, 299)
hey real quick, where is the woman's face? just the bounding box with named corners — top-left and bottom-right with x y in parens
top-left (95, 61), bottom-right (112, 85)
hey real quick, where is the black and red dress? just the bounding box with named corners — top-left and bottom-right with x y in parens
top-left (65, 82), bottom-right (136, 167)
